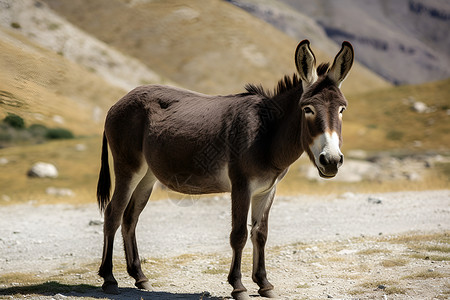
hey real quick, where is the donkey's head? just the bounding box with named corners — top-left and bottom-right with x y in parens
top-left (296, 40), bottom-right (354, 178)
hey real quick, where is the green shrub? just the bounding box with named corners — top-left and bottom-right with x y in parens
top-left (10, 22), bottom-right (21, 29)
top-left (386, 130), bottom-right (404, 141)
top-left (45, 128), bottom-right (74, 140)
top-left (3, 113), bottom-right (25, 129)
top-left (28, 124), bottom-right (48, 138)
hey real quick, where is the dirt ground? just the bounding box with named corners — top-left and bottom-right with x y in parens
top-left (0, 190), bottom-right (449, 299)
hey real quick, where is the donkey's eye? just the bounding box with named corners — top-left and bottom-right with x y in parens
top-left (304, 107), bottom-right (314, 115)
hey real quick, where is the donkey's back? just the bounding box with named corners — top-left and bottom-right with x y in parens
top-left (103, 84), bottom-right (264, 196)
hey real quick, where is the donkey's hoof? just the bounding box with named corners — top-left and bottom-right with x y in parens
top-left (231, 290), bottom-right (251, 300)
top-left (135, 280), bottom-right (152, 291)
top-left (102, 282), bottom-right (119, 295)
top-left (258, 287), bottom-right (277, 298)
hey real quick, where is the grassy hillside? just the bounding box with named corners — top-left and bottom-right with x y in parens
top-left (343, 78), bottom-right (450, 152)
top-left (0, 27), bottom-right (125, 136)
top-left (42, 0), bottom-right (389, 95)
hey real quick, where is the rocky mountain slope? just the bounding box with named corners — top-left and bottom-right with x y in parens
top-left (41, 0), bottom-right (388, 95)
top-left (229, 0), bottom-right (450, 85)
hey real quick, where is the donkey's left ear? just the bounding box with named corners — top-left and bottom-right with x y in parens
top-left (328, 41), bottom-right (354, 88)
top-left (295, 40), bottom-right (318, 89)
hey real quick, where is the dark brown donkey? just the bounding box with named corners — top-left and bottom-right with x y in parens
top-left (97, 40), bottom-right (354, 299)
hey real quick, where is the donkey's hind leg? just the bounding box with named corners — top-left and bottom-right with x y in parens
top-left (122, 169), bottom-right (156, 290)
top-left (251, 187), bottom-right (276, 298)
top-left (99, 168), bottom-right (146, 294)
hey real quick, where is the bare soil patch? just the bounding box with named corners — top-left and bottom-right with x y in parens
top-left (0, 190), bottom-right (449, 299)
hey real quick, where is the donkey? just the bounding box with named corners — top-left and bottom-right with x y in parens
top-left (97, 40), bottom-right (354, 299)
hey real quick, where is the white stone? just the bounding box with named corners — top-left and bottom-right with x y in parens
top-left (52, 115), bottom-right (65, 124)
top-left (75, 144), bottom-right (87, 151)
top-left (412, 101), bottom-right (428, 113)
top-left (27, 162), bottom-right (58, 178)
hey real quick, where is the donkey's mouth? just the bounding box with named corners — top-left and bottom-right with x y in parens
top-left (318, 168), bottom-right (337, 179)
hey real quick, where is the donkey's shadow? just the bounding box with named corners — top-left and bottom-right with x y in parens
top-left (0, 281), bottom-right (226, 299)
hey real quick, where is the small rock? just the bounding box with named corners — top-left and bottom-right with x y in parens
top-left (327, 294), bottom-right (333, 298)
top-left (202, 291), bottom-right (211, 297)
top-left (75, 144), bottom-right (87, 151)
top-left (405, 172), bottom-right (421, 181)
top-left (413, 140), bottom-right (422, 148)
top-left (377, 284), bottom-right (386, 290)
top-left (89, 220), bottom-right (103, 226)
top-left (411, 101), bottom-right (428, 113)
top-left (339, 192), bottom-right (355, 199)
top-left (27, 162), bottom-right (58, 178)
top-left (368, 196), bottom-right (382, 204)
top-left (52, 115), bottom-right (65, 124)
top-left (0, 157), bottom-right (9, 165)
top-left (46, 187), bottom-right (74, 197)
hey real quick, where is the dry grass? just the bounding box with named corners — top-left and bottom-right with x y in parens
top-left (357, 248), bottom-right (390, 255)
top-left (402, 270), bottom-right (447, 280)
top-left (0, 137), bottom-right (101, 205)
top-left (381, 258), bottom-right (408, 267)
top-left (343, 78), bottom-right (450, 152)
top-left (0, 27), bottom-right (125, 137)
top-left (356, 279), bottom-right (406, 295)
top-left (387, 232), bottom-right (450, 244)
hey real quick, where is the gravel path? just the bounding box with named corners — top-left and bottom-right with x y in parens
top-left (0, 190), bottom-right (449, 299)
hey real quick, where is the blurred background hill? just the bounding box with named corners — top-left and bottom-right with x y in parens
top-left (229, 0), bottom-right (450, 85)
top-left (0, 0), bottom-right (448, 205)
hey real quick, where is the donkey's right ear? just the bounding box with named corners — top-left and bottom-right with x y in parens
top-left (328, 41), bottom-right (354, 88)
top-left (295, 40), bottom-right (318, 89)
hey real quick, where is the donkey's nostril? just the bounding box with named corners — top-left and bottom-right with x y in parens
top-left (319, 153), bottom-right (328, 166)
top-left (339, 154), bottom-right (344, 164)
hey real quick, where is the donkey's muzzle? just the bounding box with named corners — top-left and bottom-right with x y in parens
top-left (317, 152), bottom-right (343, 178)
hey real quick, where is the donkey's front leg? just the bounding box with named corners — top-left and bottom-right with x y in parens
top-left (251, 188), bottom-right (276, 298)
top-left (228, 182), bottom-right (251, 300)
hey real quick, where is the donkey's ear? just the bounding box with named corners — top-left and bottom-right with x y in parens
top-left (295, 40), bottom-right (318, 89)
top-left (328, 41), bottom-right (354, 88)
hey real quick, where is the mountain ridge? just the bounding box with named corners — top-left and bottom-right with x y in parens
top-left (229, 0), bottom-right (450, 85)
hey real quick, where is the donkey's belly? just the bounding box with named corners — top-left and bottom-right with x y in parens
top-left (157, 164), bottom-right (231, 195)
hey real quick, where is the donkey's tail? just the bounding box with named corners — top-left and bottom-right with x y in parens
top-left (97, 132), bottom-right (111, 213)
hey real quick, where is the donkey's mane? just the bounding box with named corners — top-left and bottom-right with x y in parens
top-left (244, 63), bottom-right (330, 99)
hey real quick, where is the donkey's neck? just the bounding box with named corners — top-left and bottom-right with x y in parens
top-left (268, 88), bottom-right (304, 170)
